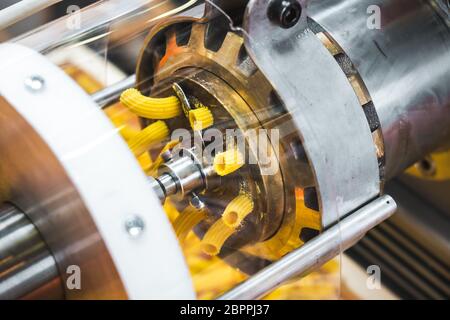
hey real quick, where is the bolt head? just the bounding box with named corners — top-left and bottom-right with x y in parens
top-left (268, 0), bottom-right (302, 29)
top-left (124, 215), bottom-right (145, 238)
top-left (24, 75), bottom-right (46, 93)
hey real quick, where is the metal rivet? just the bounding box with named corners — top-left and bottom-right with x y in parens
top-left (24, 75), bottom-right (46, 93)
top-left (268, 0), bottom-right (302, 29)
top-left (124, 215), bottom-right (145, 238)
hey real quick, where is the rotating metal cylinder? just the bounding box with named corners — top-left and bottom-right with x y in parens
top-left (0, 204), bottom-right (63, 300)
top-left (309, 0), bottom-right (450, 179)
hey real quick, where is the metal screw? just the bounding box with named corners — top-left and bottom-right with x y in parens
top-left (24, 75), bottom-right (46, 93)
top-left (124, 215), bottom-right (145, 238)
top-left (268, 0), bottom-right (302, 29)
top-left (190, 193), bottom-right (205, 210)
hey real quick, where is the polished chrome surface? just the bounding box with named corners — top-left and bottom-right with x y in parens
top-left (309, 0), bottom-right (450, 179)
top-left (149, 177), bottom-right (168, 203)
top-left (0, 97), bottom-right (126, 299)
top-left (0, 0), bottom-right (62, 30)
top-left (219, 195), bottom-right (397, 300)
top-left (0, 204), bottom-right (63, 300)
top-left (92, 75), bottom-right (136, 109)
top-left (244, 0), bottom-right (381, 228)
top-left (155, 148), bottom-right (212, 203)
top-left (157, 174), bottom-right (178, 197)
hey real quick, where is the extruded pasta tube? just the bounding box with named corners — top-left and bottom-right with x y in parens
top-left (213, 148), bottom-right (244, 176)
top-left (189, 107), bottom-right (214, 131)
top-left (128, 120), bottom-right (169, 156)
top-left (120, 88), bottom-right (181, 119)
top-left (173, 206), bottom-right (207, 243)
top-left (118, 125), bottom-right (140, 141)
top-left (201, 194), bottom-right (254, 255)
top-left (222, 195), bottom-right (254, 229)
top-left (201, 219), bottom-right (236, 256)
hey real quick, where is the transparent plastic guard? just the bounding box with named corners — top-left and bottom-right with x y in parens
top-left (13, 0), bottom-right (343, 299)
top-left (14, 0), bottom-right (202, 86)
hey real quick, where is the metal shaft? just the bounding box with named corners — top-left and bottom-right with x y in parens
top-left (0, 204), bottom-right (63, 300)
top-left (91, 75), bottom-right (136, 109)
top-left (0, 0), bottom-right (62, 30)
top-left (219, 195), bottom-right (397, 300)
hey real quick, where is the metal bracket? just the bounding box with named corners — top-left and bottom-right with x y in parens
top-left (243, 0), bottom-right (381, 228)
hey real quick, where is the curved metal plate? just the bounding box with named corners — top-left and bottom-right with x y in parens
top-left (244, 0), bottom-right (380, 227)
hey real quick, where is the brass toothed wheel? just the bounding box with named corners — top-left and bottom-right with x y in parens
top-left (136, 17), bottom-right (321, 268)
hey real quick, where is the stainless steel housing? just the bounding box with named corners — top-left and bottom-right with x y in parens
top-left (309, 0), bottom-right (450, 179)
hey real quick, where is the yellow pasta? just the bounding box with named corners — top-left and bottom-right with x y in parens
top-left (222, 195), bottom-right (254, 229)
top-left (137, 152), bottom-right (153, 172)
top-left (173, 206), bottom-right (207, 243)
top-left (201, 219), bottom-right (236, 256)
top-left (118, 124), bottom-right (140, 141)
top-left (164, 199), bottom-right (181, 223)
top-left (201, 194), bottom-right (253, 256)
top-left (213, 148), bottom-right (244, 176)
top-left (189, 107), bottom-right (214, 131)
top-left (128, 120), bottom-right (169, 156)
top-left (120, 88), bottom-right (181, 119)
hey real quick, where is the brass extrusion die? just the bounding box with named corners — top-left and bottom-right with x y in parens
top-left (135, 18), bottom-right (309, 254)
